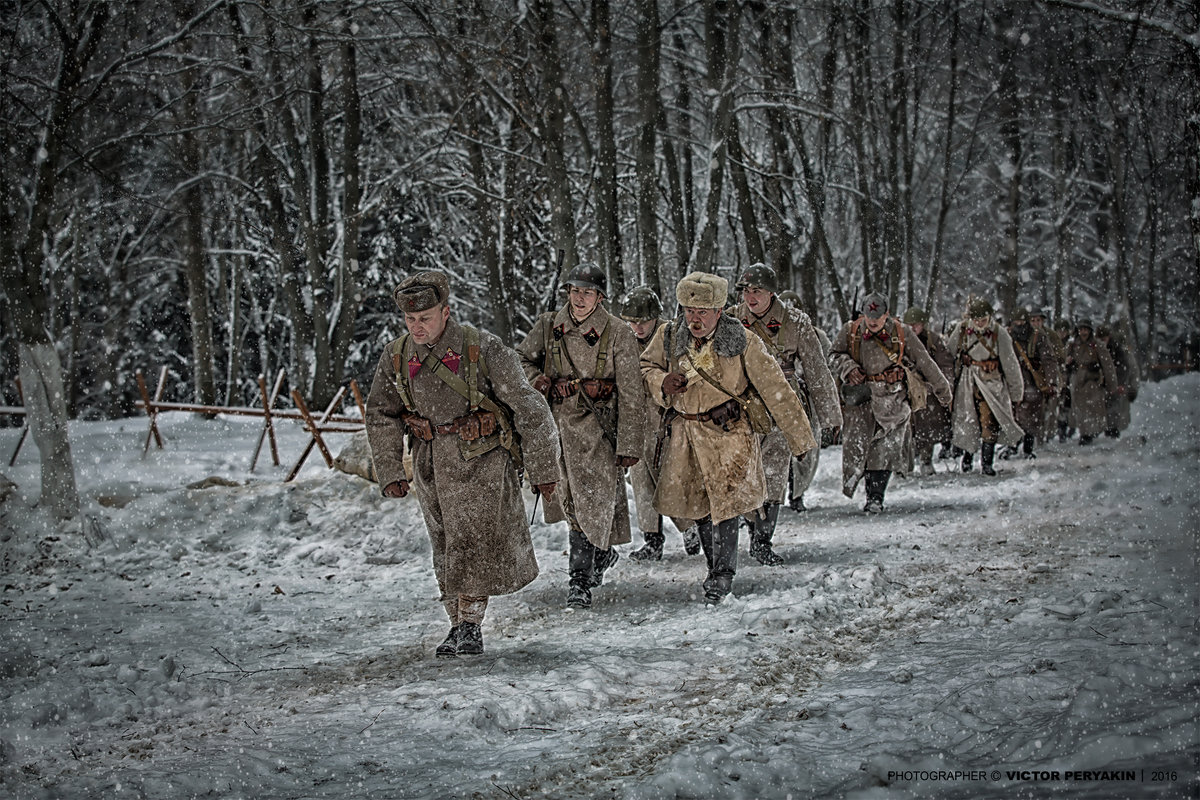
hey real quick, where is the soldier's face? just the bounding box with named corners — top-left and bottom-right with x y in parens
top-left (742, 286), bottom-right (772, 315)
top-left (1031, 317), bottom-right (1045, 329)
top-left (404, 304), bottom-right (450, 345)
top-left (684, 306), bottom-right (721, 339)
top-left (971, 315), bottom-right (990, 329)
top-left (910, 322), bottom-right (925, 335)
top-left (568, 286), bottom-right (601, 319)
top-left (628, 318), bottom-right (657, 339)
top-left (864, 314), bottom-right (888, 333)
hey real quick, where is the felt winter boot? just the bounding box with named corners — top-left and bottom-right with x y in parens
top-left (629, 529), bottom-right (665, 562)
top-left (703, 518), bottom-right (739, 604)
top-left (981, 442), bottom-right (997, 476)
top-left (749, 503), bottom-right (784, 565)
top-left (567, 529), bottom-right (595, 608)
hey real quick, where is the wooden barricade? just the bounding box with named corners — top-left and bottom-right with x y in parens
top-left (1, 378), bottom-right (28, 466)
top-left (133, 368), bottom-right (365, 481)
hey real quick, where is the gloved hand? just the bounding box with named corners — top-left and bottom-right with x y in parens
top-left (532, 374), bottom-right (552, 396)
top-left (662, 372), bottom-right (689, 395)
top-left (844, 367), bottom-right (866, 386)
top-left (617, 456), bottom-right (639, 468)
top-left (383, 480), bottom-right (409, 498)
top-left (533, 482), bottom-right (557, 500)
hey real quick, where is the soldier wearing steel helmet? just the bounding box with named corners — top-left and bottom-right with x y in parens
top-left (731, 264), bottom-right (841, 563)
top-left (1005, 307), bottom-right (1061, 458)
top-left (947, 298), bottom-right (1024, 474)
top-left (365, 271), bottom-right (561, 658)
top-left (831, 292), bottom-right (952, 512)
top-left (901, 306), bottom-right (955, 474)
top-left (517, 262), bottom-right (647, 609)
top-left (617, 285), bottom-right (700, 562)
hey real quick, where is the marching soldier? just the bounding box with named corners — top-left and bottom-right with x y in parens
top-left (518, 263), bottom-right (646, 609)
top-left (1006, 307), bottom-right (1060, 458)
top-left (641, 272), bottom-right (816, 604)
top-left (901, 307), bottom-right (955, 474)
top-left (947, 298), bottom-right (1024, 475)
top-left (732, 264), bottom-right (841, 563)
top-left (1065, 319), bottom-right (1117, 445)
top-left (1097, 324), bottom-right (1137, 438)
top-left (1053, 317), bottom-right (1076, 441)
top-left (619, 286), bottom-right (700, 561)
top-left (780, 290), bottom-right (833, 510)
top-left (831, 293), bottom-right (952, 512)
top-left (365, 271), bottom-right (560, 658)
top-left (1032, 309), bottom-right (1065, 443)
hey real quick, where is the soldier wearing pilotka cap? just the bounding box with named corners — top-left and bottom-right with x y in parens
top-left (366, 270), bottom-right (561, 658)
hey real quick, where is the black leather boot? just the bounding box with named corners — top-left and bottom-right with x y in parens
top-left (591, 545), bottom-right (619, 587)
top-left (435, 625), bottom-right (460, 658)
top-left (962, 450), bottom-right (974, 472)
top-left (749, 503), bottom-right (783, 565)
top-left (1022, 433), bottom-right (1037, 459)
top-left (630, 529), bottom-right (665, 562)
top-left (697, 519), bottom-right (715, 574)
top-left (864, 470), bottom-right (890, 513)
top-left (981, 442), bottom-right (997, 475)
top-left (567, 529), bottom-right (595, 608)
top-left (456, 622), bottom-right (484, 655)
top-left (703, 518), bottom-right (739, 604)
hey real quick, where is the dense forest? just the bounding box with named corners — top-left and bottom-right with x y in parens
top-left (2, 0), bottom-right (1198, 515)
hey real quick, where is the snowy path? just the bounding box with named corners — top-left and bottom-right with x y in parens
top-left (1, 376), bottom-right (1197, 799)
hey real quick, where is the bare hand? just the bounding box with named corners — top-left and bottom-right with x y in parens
top-left (532, 374), bottom-right (552, 396)
top-left (662, 372), bottom-right (689, 395)
top-left (533, 482), bottom-right (557, 500)
top-left (617, 456), bottom-right (639, 468)
top-left (383, 480), bottom-right (409, 498)
top-left (845, 368), bottom-right (866, 386)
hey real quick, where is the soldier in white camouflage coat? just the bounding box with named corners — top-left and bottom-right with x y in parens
top-left (366, 271), bottom-right (560, 658)
top-left (732, 264), bottom-right (841, 564)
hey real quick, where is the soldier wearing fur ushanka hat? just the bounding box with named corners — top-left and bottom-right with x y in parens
top-left (393, 270), bottom-right (451, 313)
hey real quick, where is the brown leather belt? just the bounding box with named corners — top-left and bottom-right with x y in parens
top-left (551, 377), bottom-right (616, 401)
top-left (404, 410), bottom-right (497, 442)
top-left (865, 366), bottom-right (905, 384)
top-left (968, 358), bottom-right (1000, 372)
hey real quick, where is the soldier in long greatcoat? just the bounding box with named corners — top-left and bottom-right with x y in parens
top-left (1031, 309), bottom-right (1065, 443)
top-left (518, 263), bottom-right (646, 609)
top-left (732, 264), bottom-right (841, 564)
top-left (831, 293), bottom-right (952, 512)
top-left (901, 307), bottom-right (955, 474)
top-left (1098, 324), bottom-right (1137, 438)
top-left (641, 272), bottom-right (816, 604)
top-left (366, 271), bottom-right (560, 658)
top-left (1006, 307), bottom-right (1061, 459)
top-left (947, 298), bottom-right (1024, 475)
top-left (1065, 320), bottom-right (1118, 444)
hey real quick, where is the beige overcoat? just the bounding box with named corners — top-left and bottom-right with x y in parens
top-left (641, 314), bottom-right (816, 527)
top-left (1010, 326), bottom-right (1061, 440)
top-left (911, 328), bottom-right (955, 452)
top-left (518, 303), bottom-right (646, 549)
top-left (365, 317), bottom-right (560, 598)
top-left (1068, 335), bottom-right (1118, 436)
top-left (1105, 337), bottom-right (1138, 432)
top-left (948, 320), bottom-right (1025, 451)
top-left (629, 319), bottom-right (667, 533)
top-left (733, 297), bottom-right (842, 504)
top-left (830, 318), bottom-right (953, 497)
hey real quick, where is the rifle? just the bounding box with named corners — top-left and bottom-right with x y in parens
top-left (542, 248), bottom-right (565, 315)
top-left (850, 286), bottom-right (860, 322)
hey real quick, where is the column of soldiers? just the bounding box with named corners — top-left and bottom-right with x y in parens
top-left (365, 268), bottom-right (1138, 658)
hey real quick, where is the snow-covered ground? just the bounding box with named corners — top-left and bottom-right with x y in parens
top-left (1, 374), bottom-right (1197, 799)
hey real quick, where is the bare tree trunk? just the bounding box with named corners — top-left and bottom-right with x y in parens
top-left (591, 0), bottom-right (624, 297)
top-left (995, 2), bottom-right (1022, 316)
top-left (532, 0), bottom-right (577, 275)
top-left (926, 2), bottom-right (959, 313)
top-left (330, 17), bottom-right (363, 393)
top-left (634, 0), bottom-right (661, 294)
top-left (848, 0), bottom-right (881, 292)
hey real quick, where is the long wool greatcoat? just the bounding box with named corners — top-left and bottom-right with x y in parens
top-left (911, 328), bottom-right (955, 453)
top-left (948, 320), bottom-right (1025, 451)
top-left (1009, 325), bottom-right (1061, 439)
top-left (640, 313), bottom-right (816, 527)
top-left (517, 303), bottom-right (646, 550)
top-left (1105, 337), bottom-right (1138, 433)
top-left (830, 317), bottom-right (953, 497)
top-left (629, 319), bottom-right (667, 533)
top-left (733, 297), bottom-right (842, 504)
top-left (365, 317), bottom-right (560, 598)
top-left (1068, 334), bottom-right (1118, 437)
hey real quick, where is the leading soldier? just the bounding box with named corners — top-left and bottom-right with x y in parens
top-left (365, 271), bottom-right (561, 658)
top-left (641, 272), bottom-right (816, 603)
top-left (830, 293), bottom-right (952, 512)
top-left (731, 264), bottom-right (841, 563)
top-left (518, 263), bottom-right (646, 609)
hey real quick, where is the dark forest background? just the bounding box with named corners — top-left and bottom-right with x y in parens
top-left (3, 0), bottom-right (1198, 418)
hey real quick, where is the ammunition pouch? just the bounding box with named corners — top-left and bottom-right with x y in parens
top-left (401, 412), bottom-right (435, 441)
